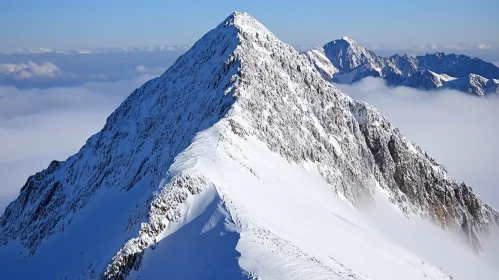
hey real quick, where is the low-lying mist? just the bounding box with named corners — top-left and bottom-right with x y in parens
top-left (362, 189), bottom-right (499, 280)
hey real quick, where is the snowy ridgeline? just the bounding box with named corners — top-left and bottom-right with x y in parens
top-left (0, 12), bottom-right (498, 280)
top-left (306, 37), bottom-right (499, 96)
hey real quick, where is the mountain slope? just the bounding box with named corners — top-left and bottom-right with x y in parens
top-left (0, 12), bottom-right (498, 280)
top-left (309, 38), bottom-right (499, 96)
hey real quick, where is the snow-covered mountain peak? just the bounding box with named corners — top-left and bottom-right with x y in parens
top-left (220, 11), bottom-right (275, 39)
top-left (341, 36), bottom-right (355, 43)
top-left (326, 36), bottom-right (364, 51)
top-left (1, 12), bottom-right (498, 280)
top-left (322, 37), bottom-right (384, 73)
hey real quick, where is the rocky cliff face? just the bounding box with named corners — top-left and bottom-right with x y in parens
top-left (350, 103), bottom-right (499, 250)
top-left (309, 38), bottom-right (499, 96)
top-left (0, 12), bottom-right (497, 279)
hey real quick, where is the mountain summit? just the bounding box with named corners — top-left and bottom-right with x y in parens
top-left (308, 38), bottom-right (499, 96)
top-left (322, 37), bottom-right (385, 73)
top-left (1, 12), bottom-right (498, 279)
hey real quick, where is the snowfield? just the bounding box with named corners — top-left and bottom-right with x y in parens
top-left (0, 12), bottom-right (498, 280)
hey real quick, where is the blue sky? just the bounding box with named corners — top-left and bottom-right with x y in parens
top-left (1, 0), bottom-right (499, 50)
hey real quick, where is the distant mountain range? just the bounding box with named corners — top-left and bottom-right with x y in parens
top-left (306, 37), bottom-right (499, 96)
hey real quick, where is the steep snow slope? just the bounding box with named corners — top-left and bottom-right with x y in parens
top-left (0, 12), bottom-right (498, 280)
top-left (306, 47), bottom-right (339, 82)
top-left (128, 128), bottom-right (457, 280)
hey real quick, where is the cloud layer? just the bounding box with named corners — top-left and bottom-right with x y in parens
top-left (0, 51), bottom-right (182, 89)
top-left (0, 61), bottom-right (62, 79)
top-left (418, 43), bottom-right (497, 51)
top-left (335, 78), bottom-right (499, 209)
top-left (1, 45), bottom-right (190, 55)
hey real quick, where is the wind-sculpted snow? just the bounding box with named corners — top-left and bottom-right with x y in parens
top-left (308, 38), bottom-right (499, 96)
top-left (0, 12), bottom-right (497, 280)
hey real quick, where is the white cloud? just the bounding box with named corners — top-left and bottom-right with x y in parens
top-left (335, 77), bottom-right (499, 209)
top-left (494, 61), bottom-right (499, 67)
top-left (135, 65), bottom-right (147, 73)
top-left (477, 44), bottom-right (493, 50)
top-left (0, 75), bottom-right (155, 213)
top-left (133, 65), bottom-right (165, 75)
top-left (426, 43), bottom-right (438, 49)
top-left (0, 57), bottom-right (167, 88)
top-left (15, 47), bottom-right (54, 54)
top-left (87, 65), bottom-right (164, 80)
top-left (405, 43), bottom-right (499, 52)
top-left (74, 49), bottom-right (91, 54)
top-left (2, 45), bottom-right (190, 55)
top-left (0, 61), bottom-right (61, 79)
